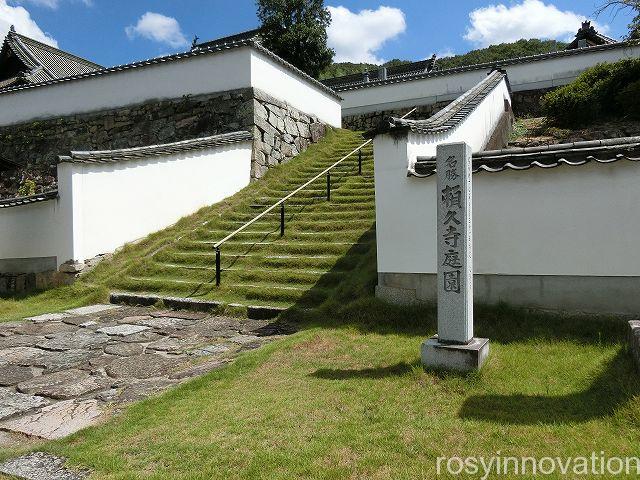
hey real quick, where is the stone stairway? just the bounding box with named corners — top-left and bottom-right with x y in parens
top-left (107, 129), bottom-right (376, 314)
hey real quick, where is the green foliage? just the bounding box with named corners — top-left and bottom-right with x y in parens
top-left (256, 0), bottom-right (334, 78)
top-left (17, 179), bottom-right (36, 197)
top-left (320, 39), bottom-right (565, 80)
top-left (437, 38), bottom-right (566, 70)
top-left (541, 59), bottom-right (640, 125)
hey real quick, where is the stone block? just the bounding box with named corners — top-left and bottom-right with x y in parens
top-left (298, 123), bottom-right (311, 139)
top-left (284, 117), bottom-right (298, 136)
top-left (421, 336), bottom-right (489, 372)
top-left (310, 123), bottom-right (326, 143)
top-left (59, 262), bottom-right (85, 274)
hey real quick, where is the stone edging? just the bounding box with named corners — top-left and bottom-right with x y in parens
top-left (629, 320), bottom-right (640, 372)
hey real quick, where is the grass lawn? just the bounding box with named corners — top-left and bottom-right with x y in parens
top-left (0, 249), bottom-right (638, 479)
top-left (0, 130), bottom-right (638, 478)
top-left (0, 283), bottom-right (109, 322)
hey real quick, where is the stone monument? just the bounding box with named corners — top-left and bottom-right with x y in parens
top-left (421, 142), bottom-right (489, 371)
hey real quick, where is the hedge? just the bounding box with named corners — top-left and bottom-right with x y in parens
top-left (541, 58), bottom-right (640, 126)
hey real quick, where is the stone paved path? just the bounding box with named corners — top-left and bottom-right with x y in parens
top-left (0, 304), bottom-right (293, 445)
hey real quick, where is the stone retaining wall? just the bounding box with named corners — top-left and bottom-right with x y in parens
top-left (342, 101), bottom-right (451, 131)
top-left (341, 88), bottom-right (554, 132)
top-left (0, 88), bottom-right (326, 197)
top-left (629, 320), bottom-right (640, 372)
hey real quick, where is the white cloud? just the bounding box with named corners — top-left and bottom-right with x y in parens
top-left (464, 0), bottom-right (610, 47)
top-left (435, 48), bottom-right (455, 59)
top-left (14, 0), bottom-right (93, 9)
top-left (327, 5), bottom-right (406, 64)
top-left (0, 0), bottom-right (57, 46)
top-left (125, 12), bottom-right (188, 48)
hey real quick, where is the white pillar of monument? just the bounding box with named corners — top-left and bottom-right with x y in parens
top-left (421, 142), bottom-right (489, 372)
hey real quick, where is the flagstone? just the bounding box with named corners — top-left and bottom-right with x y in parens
top-left (23, 349), bottom-right (97, 372)
top-left (103, 342), bottom-right (144, 357)
top-left (105, 354), bottom-right (181, 379)
top-left (0, 399), bottom-right (103, 440)
top-left (0, 452), bottom-right (89, 480)
top-left (96, 324), bottom-right (149, 337)
top-left (0, 365), bottom-right (36, 386)
top-left (17, 369), bottom-right (111, 400)
top-left (0, 388), bottom-right (49, 421)
top-left (36, 331), bottom-right (110, 352)
top-left (25, 313), bottom-right (71, 323)
top-left (65, 304), bottom-right (120, 316)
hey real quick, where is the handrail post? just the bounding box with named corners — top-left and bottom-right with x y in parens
top-left (358, 148), bottom-right (362, 175)
top-left (215, 247), bottom-right (221, 286)
top-left (326, 172), bottom-right (331, 201)
top-left (280, 202), bottom-right (285, 237)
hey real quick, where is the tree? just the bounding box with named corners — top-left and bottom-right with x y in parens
top-left (256, 0), bottom-right (334, 78)
top-left (596, 1), bottom-right (640, 39)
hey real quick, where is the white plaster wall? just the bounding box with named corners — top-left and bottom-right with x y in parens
top-left (405, 80), bottom-right (511, 168)
top-left (0, 200), bottom-right (64, 262)
top-left (377, 160), bottom-right (640, 277)
top-left (250, 50), bottom-right (342, 127)
top-left (375, 78), bottom-right (511, 274)
top-left (343, 43), bottom-right (640, 116)
top-left (0, 48), bottom-right (253, 127)
top-left (69, 142), bottom-right (252, 262)
top-left (0, 142), bottom-right (252, 268)
top-left (0, 46), bottom-right (343, 128)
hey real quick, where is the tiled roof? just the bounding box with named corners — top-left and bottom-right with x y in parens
top-left (193, 29), bottom-right (262, 50)
top-left (566, 21), bottom-right (617, 50)
top-left (367, 70), bottom-right (507, 138)
top-left (0, 190), bottom-right (58, 209)
top-left (409, 136), bottom-right (640, 177)
top-left (58, 131), bottom-right (253, 164)
top-left (0, 36), bottom-right (341, 100)
top-left (0, 29), bottom-right (102, 85)
top-left (326, 41), bottom-right (637, 92)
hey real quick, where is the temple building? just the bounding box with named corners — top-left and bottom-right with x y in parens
top-left (0, 25), bottom-right (102, 90)
top-left (565, 21), bottom-right (617, 49)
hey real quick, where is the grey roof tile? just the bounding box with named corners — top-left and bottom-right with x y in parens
top-left (326, 41), bottom-right (637, 92)
top-left (58, 131), bottom-right (253, 164)
top-left (0, 36), bottom-right (341, 100)
top-left (0, 190), bottom-right (58, 209)
top-left (409, 136), bottom-right (640, 177)
top-left (367, 70), bottom-right (508, 138)
top-left (1, 30), bottom-right (102, 86)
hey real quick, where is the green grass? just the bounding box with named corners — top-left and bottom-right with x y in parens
top-left (0, 128), bottom-right (638, 478)
top-left (0, 128), bottom-right (374, 320)
top-left (1, 278), bottom-right (637, 478)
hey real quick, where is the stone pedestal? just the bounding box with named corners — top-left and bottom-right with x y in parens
top-left (421, 335), bottom-right (489, 372)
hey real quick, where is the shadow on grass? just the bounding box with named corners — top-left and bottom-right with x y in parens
top-left (459, 349), bottom-right (639, 424)
top-left (283, 226), bottom-right (627, 347)
top-left (310, 360), bottom-right (419, 380)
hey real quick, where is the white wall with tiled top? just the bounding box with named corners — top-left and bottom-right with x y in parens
top-left (0, 140), bottom-right (252, 271)
top-left (342, 43), bottom-right (640, 116)
top-left (0, 45), bottom-right (342, 128)
top-left (374, 78), bottom-right (511, 275)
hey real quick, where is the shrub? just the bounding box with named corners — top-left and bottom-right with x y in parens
top-left (17, 179), bottom-right (36, 197)
top-left (617, 79), bottom-right (640, 119)
top-left (541, 58), bottom-right (640, 126)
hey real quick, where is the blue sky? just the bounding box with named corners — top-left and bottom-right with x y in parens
top-left (0, 0), bottom-right (635, 67)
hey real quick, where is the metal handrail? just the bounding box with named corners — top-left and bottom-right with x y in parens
top-left (213, 107), bottom-right (417, 285)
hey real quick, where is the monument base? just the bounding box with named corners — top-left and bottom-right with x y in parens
top-left (421, 335), bottom-right (489, 372)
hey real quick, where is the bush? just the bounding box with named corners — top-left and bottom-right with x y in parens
top-left (17, 179), bottom-right (36, 197)
top-left (541, 58), bottom-right (640, 126)
top-left (617, 79), bottom-right (640, 119)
